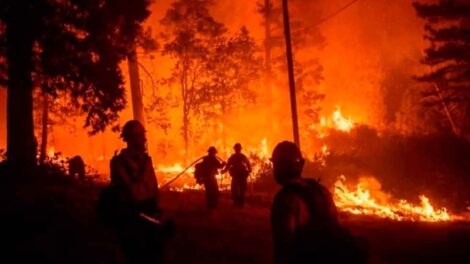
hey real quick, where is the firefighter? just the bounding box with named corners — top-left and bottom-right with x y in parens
top-left (200, 146), bottom-right (226, 210)
top-left (270, 141), bottom-right (367, 264)
top-left (222, 143), bottom-right (252, 208)
top-left (108, 120), bottom-right (166, 263)
top-left (68, 155), bottom-right (85, 180)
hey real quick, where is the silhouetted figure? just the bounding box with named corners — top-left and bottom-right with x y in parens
top-left (270, 141), bottom-right (367, 264)
top-left (222, 143), bottom-right (251, 208)
top-left (198, 146), bottom-right (225, 210)
top-left (105, 120), bottom-right (170, 263)
top-left (68, 155), bottom-right (85, 180)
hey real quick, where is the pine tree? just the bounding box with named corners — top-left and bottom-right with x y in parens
top-left (414, 0), bottom-right (470, 136)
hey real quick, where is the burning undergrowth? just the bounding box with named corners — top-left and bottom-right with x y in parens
top-left (313, 125), bottom-right (470, 216)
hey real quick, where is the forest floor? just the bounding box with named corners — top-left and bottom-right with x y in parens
top-left (1, 173), bottom-right (470, 264)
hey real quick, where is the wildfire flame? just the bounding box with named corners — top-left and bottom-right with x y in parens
top-left (47, 146), bottom-right (55, 158)
top-left (316, 106), bottom-right (355, 136)
top-left (332, 107), bottom-right (355, 132)
top-left (334, 175), bottom-right (454, 222)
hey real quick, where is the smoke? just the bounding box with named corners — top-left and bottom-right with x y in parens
top-left (32, 0), bottom-right (430, 175)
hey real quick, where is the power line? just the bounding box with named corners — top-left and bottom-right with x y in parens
top-left (136, 0), bottom-right (362, 56)
top-left (315, 0), bottom-right (361, 26)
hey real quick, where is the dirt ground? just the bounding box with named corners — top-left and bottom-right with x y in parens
top-left (1, 176), bottom-right (470, 264)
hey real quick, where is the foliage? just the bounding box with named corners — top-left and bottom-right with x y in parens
top-left (161, 0), bottom-right (262, 153)
top-left (0, 0), bottom-right (152, 134)
top-left (414, 0), bottom-right (470, 136)
top-left (203, 26), bottom-right (262, 118)
top-left (160, 0), bottom-right (225, 153)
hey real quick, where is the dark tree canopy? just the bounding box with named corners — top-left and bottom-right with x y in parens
top-left (0, 0), bottom-right (151, 167)
top-left (414, 0), bottom-right (470, 136)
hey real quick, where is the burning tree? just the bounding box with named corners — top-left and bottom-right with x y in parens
top-left (0, 1), bottom-right (151, 169)
top-left (414, 0), bottom-right (470, 137)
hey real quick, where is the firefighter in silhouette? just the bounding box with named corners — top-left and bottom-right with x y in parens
top-left (106, 120), bottom-right (172, 263)
top-left (270, 141), bottom-right (367, 264)
top-left (68, 155), bottom-right (85, 180)
top-left (196, 146), bottom-right (226, 210)
top-left (222, 143), bottom-right (252, 208)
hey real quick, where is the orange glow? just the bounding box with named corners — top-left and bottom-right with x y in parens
top-left (317, 106), bottom-right (355, 133)
top-left (332, 107), bottom-right (355, 132)
top-left (47, 146), bottom-right (55, 158)
top-left (334, 176), bottom-right (455, 222)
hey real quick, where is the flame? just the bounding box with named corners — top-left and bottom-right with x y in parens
top-left (157, 163), bottom-right (194, 174)
top-left (315, 106), bottom-right (356, 134)
top-left (156, 138), bottom-right (271, 191)
top-left (332, 107), bottom-right (355, 132)
top-left (47, 146), bottom-right (55, 158)
top-left (334, 175), bottom-right (454, 222)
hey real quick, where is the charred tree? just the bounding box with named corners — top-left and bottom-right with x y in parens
top-left (414, 1), bottom-right (470, 137)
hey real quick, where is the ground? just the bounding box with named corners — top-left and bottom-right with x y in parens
top-left (1, 174), bottom-right (470, 264)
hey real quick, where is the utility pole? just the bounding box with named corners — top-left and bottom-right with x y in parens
top-left (127, 48), bottom-right (145, 126)
top-left (282, 0), bottom-right (300, 148)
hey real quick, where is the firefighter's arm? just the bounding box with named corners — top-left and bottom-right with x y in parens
top-left (221, 157), bottom-right (232, 173)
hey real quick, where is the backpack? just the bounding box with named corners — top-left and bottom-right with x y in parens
top-left (228, 154), bottom-right (250, 178)
top-left (194, 161), bottom-right (208, 184)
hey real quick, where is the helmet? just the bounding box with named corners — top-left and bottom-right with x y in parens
top-left (120, 120), bottom-right (145, 142)
top-left (233, 143), bottom-right (242, 151)
top-left (271, 141), bottom-right (304, 183)
top-left (208, 146), bottom-right (217, 154)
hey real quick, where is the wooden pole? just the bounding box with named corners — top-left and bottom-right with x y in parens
top-left (128, 49), bottom-right (145, 126)
top-left (282, 0), bottom-right (300, 148)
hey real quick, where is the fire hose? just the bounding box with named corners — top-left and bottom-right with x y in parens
top-left (159, 157), bottom-right (203, 189)
top-left (159, 156), bottom-right (226, 190)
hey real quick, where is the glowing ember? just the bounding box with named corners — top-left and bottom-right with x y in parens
top-left (334, 175), bottom-right (453, 222)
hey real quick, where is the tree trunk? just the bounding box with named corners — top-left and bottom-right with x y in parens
top-left (0, 88), bottom-right (6, 151)
top-left (6, 17), bottom-right (36, 168)
top-left (128, 49), bottom-right (145, 126)
top-left (39, 90), bottom-right (49, 164)
top-left (183, 108), bottom-right (189, 164)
